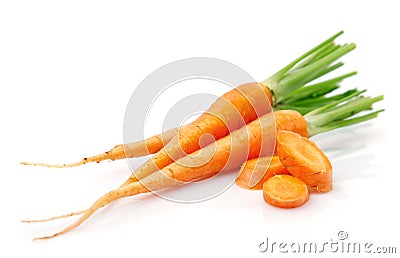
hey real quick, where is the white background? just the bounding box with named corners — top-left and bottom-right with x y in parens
top-left (1, 1), bottom-right (398, 257)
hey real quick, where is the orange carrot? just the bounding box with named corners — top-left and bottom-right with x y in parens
top-left (263, 175), bottom-right (309, 208)
top-left (121, 35), bottom-right (358, 185)
top-left (21, 32), bottom-right (355, 171)
top-left (24, 89), bottom-right (384, 239)
top-left (263, 91), bottom-right (384, 193)
top-left (24, 110), bottom-right (308, 239)
top-left (277, 130), bottom-right (332, 193)
top-left (123, 82), bottom-right (273, 185)
top-left (236, 156), bottom-right (289, 190)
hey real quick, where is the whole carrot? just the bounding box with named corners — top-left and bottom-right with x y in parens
top-left (22, 32), bottom-right (355, 170)
top-left (25, 92), bottom-right (383, 239)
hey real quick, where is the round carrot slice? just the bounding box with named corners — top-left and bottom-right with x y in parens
top-left (263, 175), bottom-right (309, 208)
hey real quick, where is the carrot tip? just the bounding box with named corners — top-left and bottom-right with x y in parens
top-left (20, 161), bottom-right (85, 168)
top-left (33, 234), bottom-right (58, 241)
top-left (21, 210), bottom-right (86, 223)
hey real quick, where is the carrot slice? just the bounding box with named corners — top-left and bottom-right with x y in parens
top-left (262, 175), bottom-right (309, 208)
top-left (277, 130), bottom-right (332, 193)
top-left (236, 156), bottom-right (289, 190)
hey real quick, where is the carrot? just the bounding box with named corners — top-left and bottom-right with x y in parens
top-left (244, 90), bottom-right (383, 192)
top-left (262, 175), bottom-right (309, 208)
top-left (236, 156), bottom-right (289, 190)
top-left (21, 32), bottom-right (356, 170)
top-left (20, 127), bottom-right (179, 168)
top-left (276, 90), bottom-right (385, 192)
top-left (276, 131), bottom-right (332, 192)
top-left (25, 92), bottom-right (383, 239)
top-left (24, 110), bottom-right (305, 240)
top-left (123, 33), bottom-right (357, 185)
top-left (276, 130), bottom-right (332, 192)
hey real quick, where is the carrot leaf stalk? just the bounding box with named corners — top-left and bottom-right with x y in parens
top-left (263, 31), bottom-right (356, 104)
top-left (275, 89), bottom-right (360, 115)
top-left (282, 71), bottom-right (357, 104)
top-left (304, 91), bottom-right (384, 136)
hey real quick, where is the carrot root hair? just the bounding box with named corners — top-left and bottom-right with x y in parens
top-left (28, 182), bottom-right (147, 240)
top-left (21, 210), bottom-right (87, 223)
top-left (19, 147), bottom-right (123, 168)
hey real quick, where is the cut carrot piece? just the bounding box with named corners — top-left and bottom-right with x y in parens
top-left (236, 156), bottom-right (289, 190)
top-left (263, 175), bottom-right (309, 208)
top-left (277, 130), bottom-right (332, 193)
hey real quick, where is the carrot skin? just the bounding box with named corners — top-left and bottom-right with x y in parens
top-left (236, 156), bottom-right (289, 190)
top-left (29, 110), bottom-right (307, 239)
top-left (124, 127), bottom-right (179, 158)
top-left (144, 110), bottom-right (307, 189)
top-left (23, 82), bottom-right (272, 170)
top-left (125, 82), bottom-right (273, 184)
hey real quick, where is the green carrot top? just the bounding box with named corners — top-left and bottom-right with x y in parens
top-left (262, 31), bottom-right (357, 112)
top-left (304, 90), bottom-right (384, 136)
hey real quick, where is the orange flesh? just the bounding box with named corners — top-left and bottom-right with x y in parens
top-left (277, 130), bottom-right (332, 193)
top-left (236, 156), bottom-right (289, 190)
top-left (263, 175), bottom-right (309, 208)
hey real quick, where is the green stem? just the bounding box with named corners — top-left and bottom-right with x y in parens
top-left (308, 110), bottom-right (384, 136)
top-left (274, 89), bottom-right (359, 115)
top-left (274, 43), bottom-right (356, 102)
top-left (305, 92), bottom-right (384, 137)
top-left (288, 89), bottom-right (358, 107)
top-left (308, 62), bottom-right (344, 82)
top-left (266, 31), bottom-right (344, 84)
top-left (282, 71), bottom-right (357, 103)
top-left (262, 31), bottom-right (356, 105)
top-left (293, 43), bottom-right (338, 71)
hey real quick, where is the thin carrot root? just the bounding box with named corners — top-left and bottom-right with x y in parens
top-left (121, 176), bottom-right (138, 187)
top-left (21, 210), bottom-right (87, 223)
top-left (20, 127), bottom-right (179, 168)
top-left (263, 175), bottom-right (310, 208)
top-left (20, 150), bottom-right (118, 168)
top-left (236, 156), bottom-right (289, 190)
top-left (277, 130), bottom-right (332, 193)
top-left (32, 181), bottom-right (150, 240)
top-left (30, 110), bottom-right (308, 240)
